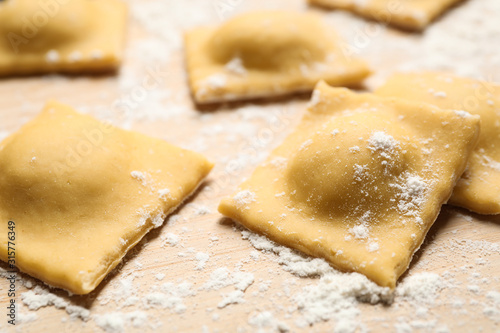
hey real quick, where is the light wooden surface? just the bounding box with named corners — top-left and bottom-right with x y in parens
top-left (0, 0), bottom-right (499, 332)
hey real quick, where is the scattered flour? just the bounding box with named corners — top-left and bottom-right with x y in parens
top-left (233, 272), bottom-right (255, 291)
top-left (269, 156), bottom-right (288, 170)
top-left (453, 110), bottom-right (473, 118)
top-left (225, 57), bottom-right (247, 76)
top-left (391, 173), bottom-right (428, 218)
top-left (155, 273), bottom-right (166, 281)
top-left (299, 139), bottom-right (313, 150)
top-left (130, 171), bottom-right (147, 185)
top-left (136, 207), bottom-right (166, 228)
top-left (368, 131), bottom-right (399, 152)
top-left (367, 242), bottom-right (380, 253)
top-left (293, 272), bottom-right (392, 330)
top-left (161, 233), bottom-right (180, 247)
top-left (202, 268), bottom-right (254, 292)
top-left (486, 291), bottom-right (500, 305)
top-left (143, 282), bottom-right (195, 314)
top-left (17, 311), bottom-right (38, 324)
top-left (109, 274), bottom-right (139, 307)
top-left (21, 286), bottom-right (90, 320)
top-left (188, 203), bottom-right (211, 215)
top-left (237, 225), bottom-right (476, 332)
top-left (94, 311), bottom-right (148, 333)
top-left (396, 273), bottom-right (445, 304)
top-left (195, 252), bottom-right (210, 270)
top-left (202, 74), bottom-right (227, 89)
top-left (348, 224), bottom-right (370, 239)
top-left (158, 188), bottom-right (171, 201)
top-left (250, 251), bottom-right (260, 260)
top-left (241, 229), bottom-right (333, 277)
top-left (349, 146), bottom-right (360, 153)
top-left (248, 311), bottom-right (289, 333)
top-left (233, 190), bottom-right (257, 207)
top-left (217, 290), bottom-right (245, 308)
top-left (203, 267), bottom-right (233, 291)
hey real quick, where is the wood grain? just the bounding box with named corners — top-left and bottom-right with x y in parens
top-left (0, 0), bottom-right (499, 332)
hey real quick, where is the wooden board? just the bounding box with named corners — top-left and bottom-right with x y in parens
top-left (0, 0), bottom-right (499, 332)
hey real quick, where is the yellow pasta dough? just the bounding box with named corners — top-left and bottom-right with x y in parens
top-left (376, 72), bottom-right (500, 215)
top-left (0, 101), bottom-right (213, 294)
top-left (184, 11), bottom-right (370, 104)
top-left (309, 0), bottom-right (462, 30)
top-left (219, 82), bottom-right (479, 288)
top-left (0, 0), bottom-right (127, 76)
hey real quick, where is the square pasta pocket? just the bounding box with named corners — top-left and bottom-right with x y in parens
top-left (0, 101), bottom-right (213, 294)
top-left (0, 0), bottom-right (127, 76)
top-left (219, 82), bottom-right (479, 288)
top-left (185, 11), bottom-right (370, 103)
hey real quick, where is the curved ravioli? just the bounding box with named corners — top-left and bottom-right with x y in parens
top-left (219, 82), bottom-right (479, 288)
top-left (0, 101), bottom-right (213, 294)
top-left (185, 11), bottom-right (370, 103)
top-left (209, 12), bottom-right (327, 70)
top-left (288, 113), bottom-right (422, 218)
top-left (0, 0), bottom-right (127, 76)
top-left (376, 72), bottom-right (500, 215)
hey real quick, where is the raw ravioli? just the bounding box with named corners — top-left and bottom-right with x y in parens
top-left (0, 0), bottom-right (127, 76)
top-left (0, 101), bottom-right (213, 294)
top-left (185, 11), bottom-right (370, 103)
top-left (219, 81), bottom-right (479, 288)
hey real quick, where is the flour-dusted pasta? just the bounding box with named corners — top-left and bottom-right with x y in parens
top-left (0, 101), bottom-right (213, 294)
top-left (185, 11), bottom-right (370, 104)
top-left (0, 0), bottom-right (127, 76)
top-left (219, 82), bottom-right (479, 288)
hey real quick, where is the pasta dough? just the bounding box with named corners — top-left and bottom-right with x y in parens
top-left (0, 101), bottom-right (213, 294)
top-left (376, 72), bottom-right (500, 215)
top-left (219, 81), bottom-right (480, 288)
top-left (308, 0), bottom-right (462, 30)
top-left (185, 11), bottom-right (370, 104)
top-left (0, 0), bottom-right (127, 76)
